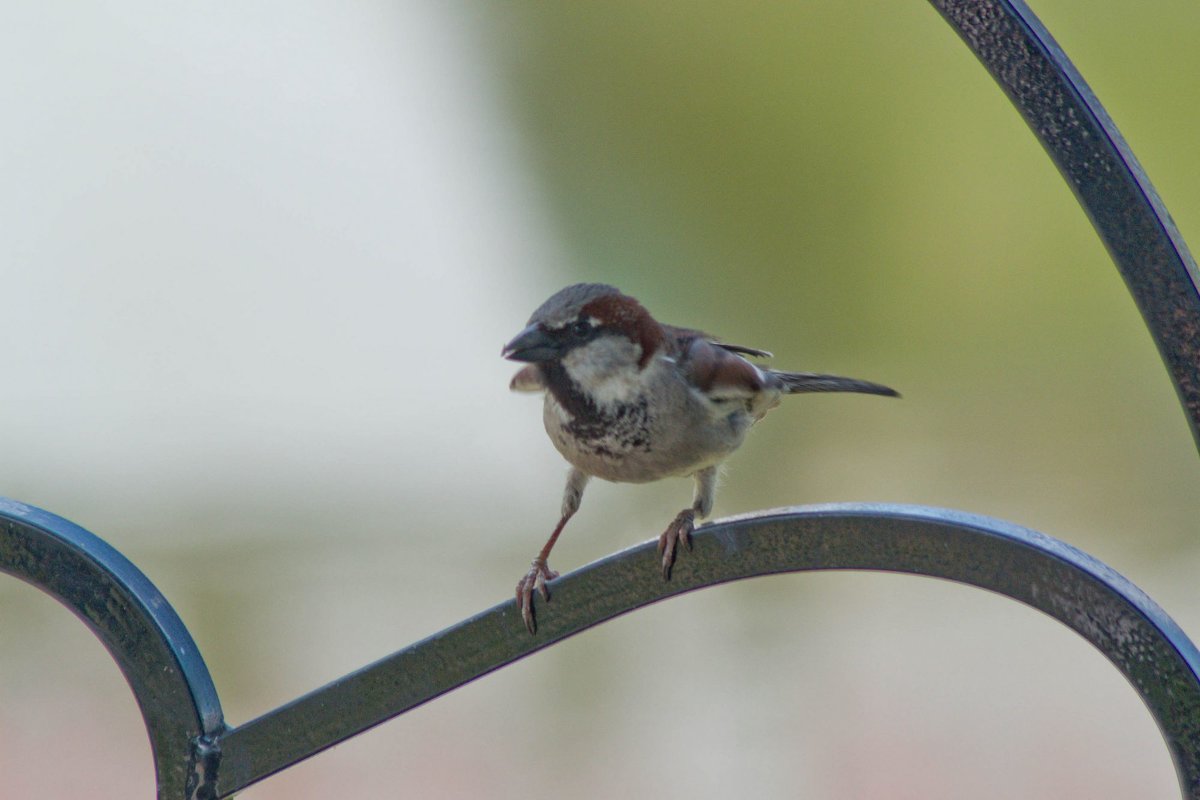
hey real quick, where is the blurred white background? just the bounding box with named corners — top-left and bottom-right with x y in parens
top-left (2, 1), bottom-right (1199, 797)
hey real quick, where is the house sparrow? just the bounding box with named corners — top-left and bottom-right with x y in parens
top-left (503, 283), bottom-right (898, 633)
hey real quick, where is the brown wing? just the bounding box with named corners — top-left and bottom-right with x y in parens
top-left (715, 342), bottom-right (773, 359)
top-left (661, 324), bottom-right (772, 359)
top-left (670, 331), bottom-right (768, 399)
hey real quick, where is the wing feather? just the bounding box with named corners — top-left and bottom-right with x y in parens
top-left (509, 364), bottom-right (545, 392)
top-left (673, 334), bottom-right (767, 399)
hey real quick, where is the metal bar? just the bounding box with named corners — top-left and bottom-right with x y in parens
top-left (0, 499), bottom-right (224, 800)
top-left (929, 0), bottom-right (1200, 449)
top-left (5, 3), bottom-right (1200, 798)
top-left (212, 504), bottom-right (1200, 798)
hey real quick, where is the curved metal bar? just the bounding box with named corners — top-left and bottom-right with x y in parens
top-left (0, 498), bottom-right (224, 800)
top-left (213, 504), bottom-right (1200, 798)
top-left (929, 0), bottom-right (1200, 449)
top-left (6, 3), bottom-right (1200, 799)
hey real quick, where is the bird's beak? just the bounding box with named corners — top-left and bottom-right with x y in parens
top-left (502, 324), bottom-right (559, 362)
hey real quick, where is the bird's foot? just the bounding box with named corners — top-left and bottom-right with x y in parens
top-left (515, 559), bottom-right (559, 634)
top-left (657, 508), bottom-right (695, 580)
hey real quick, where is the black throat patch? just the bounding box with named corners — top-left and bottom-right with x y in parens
top-left (539, 362), bottom-right (651, 456)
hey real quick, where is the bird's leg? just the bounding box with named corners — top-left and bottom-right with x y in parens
top-left (517, 467), bottom-right (590, 634)
top-left (658, 465), bottom-right (718, 580)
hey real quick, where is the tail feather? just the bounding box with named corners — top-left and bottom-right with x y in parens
top-left (773, 371), bottom-right (900, 398)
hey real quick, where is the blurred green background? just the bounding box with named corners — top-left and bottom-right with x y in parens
top-left (2, 1), bottom-right (1199, 797)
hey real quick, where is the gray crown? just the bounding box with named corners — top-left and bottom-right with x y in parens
top-left (527, 283), bottom-right (621, 327)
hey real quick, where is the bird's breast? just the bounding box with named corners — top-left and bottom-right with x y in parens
top-left (541, 368), bottom-right (751, 483)
top-left (543, 394), bottom-right (654, 479)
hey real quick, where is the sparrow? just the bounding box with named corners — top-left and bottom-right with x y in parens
top-left (502, 283), bottom-right (898, 633)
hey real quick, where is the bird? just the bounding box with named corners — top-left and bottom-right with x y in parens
top-left (502, 283), bottom-right (898, 633)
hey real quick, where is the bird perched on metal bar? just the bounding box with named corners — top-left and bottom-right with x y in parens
top-left (502, 283), bottom-right (898, 633)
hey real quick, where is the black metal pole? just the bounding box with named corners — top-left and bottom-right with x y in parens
top-left (210, 505), bottom-right (1200, 797)
top-left (0, 500), bottom-right (224, 799)
top-left (929, 0), bottom-right (1200, 449)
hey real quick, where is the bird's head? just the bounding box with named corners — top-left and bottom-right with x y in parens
top-left (502, 283), bottom-right (665, 373)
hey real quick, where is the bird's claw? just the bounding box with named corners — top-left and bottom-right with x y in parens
top-left (515, 559), bottom-right (559, 634)
top-left (657, 509), bottom-right (696, 580)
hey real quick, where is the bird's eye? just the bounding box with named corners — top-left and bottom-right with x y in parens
top-left (569, 319), bottom-right (592, 338)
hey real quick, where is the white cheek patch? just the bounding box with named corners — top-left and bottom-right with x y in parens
top-left (562, 337), bottom-right (644, 408)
